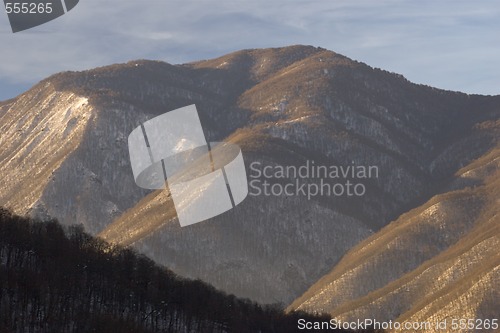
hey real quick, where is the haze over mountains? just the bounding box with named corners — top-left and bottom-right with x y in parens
top-left (1, 45), bottom-right (498, 328)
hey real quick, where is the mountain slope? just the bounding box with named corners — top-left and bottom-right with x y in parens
top-left (1, 45), bottom-right (499, 306)
top-left (289, 141), bottom-right (500, 332)
top-left (2, 208), bottom-right (358, 333)
top-left (0, 88), bottom-right (91, 215)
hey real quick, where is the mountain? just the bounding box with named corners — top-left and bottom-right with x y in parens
top-left (0, 45), bottom-right (498, 310)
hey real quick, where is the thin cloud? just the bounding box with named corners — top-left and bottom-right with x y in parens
top-left (0, 0), bottom-right (499, 100)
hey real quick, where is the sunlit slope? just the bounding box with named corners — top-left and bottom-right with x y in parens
top-left (0, 85), bottom-right (91, 214)
top-left (290, 142), bottom-right (500, 331)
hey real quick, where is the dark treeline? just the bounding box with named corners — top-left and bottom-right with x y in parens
top-left (0, 208), bottom-right (377, 333)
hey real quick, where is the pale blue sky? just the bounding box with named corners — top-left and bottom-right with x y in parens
top-left (1, 0), bottom-right (499, 100)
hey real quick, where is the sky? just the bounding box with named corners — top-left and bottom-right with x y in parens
top-left (0, 0), bottom-right (499, 101)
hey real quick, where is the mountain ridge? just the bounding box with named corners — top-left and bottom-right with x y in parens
top-left (288, 143), bottom-right (499, 332)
